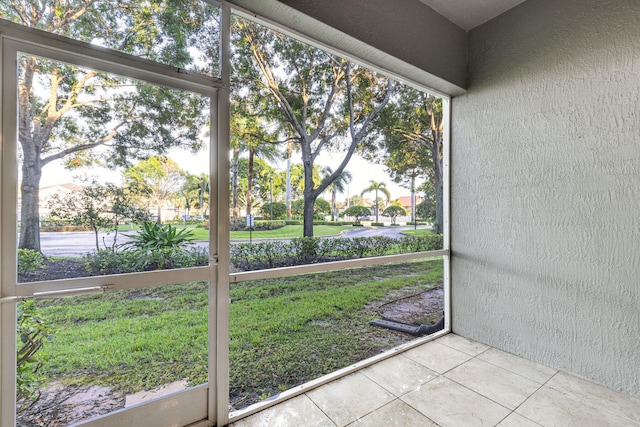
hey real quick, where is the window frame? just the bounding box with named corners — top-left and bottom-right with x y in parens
top-left (0, 18), bottom-right (223, 427)
top-left (221, 6), bottom-right (451, 425)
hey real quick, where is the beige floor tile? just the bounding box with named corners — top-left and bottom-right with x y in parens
top-left (401, 376), bottom-right (511, 426)
top-left (403, 341), bottom-right (473, 374)
top-left (445, 358), bottom-right (541, 409)
top-left (478, 348), bottom-right (557, 384)
top-left (232, 394), bottom-right (336, 427)
top-left (545, 372), bottom-right (640, 424)
top-left (436, 333), bottom-right (491, 356)
top-left (360, 354), bottom-right (439, 397)
top-left (347, 399), bottom-right (438, 426)
top-left (306, 372), bottom-right (394, 426)
top-left (496, 412), bottom-right (542, 426)
top-left (517, 383), bottom-right (639, 426)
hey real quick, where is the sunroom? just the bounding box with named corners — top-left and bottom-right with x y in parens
top-left (1, 0), bottom-right (639, 426)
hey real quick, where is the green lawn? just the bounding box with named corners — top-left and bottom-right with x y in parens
top-left (401, 227), bottom-right (436, 237)
top-left (117, 224), bottom-right (354, 241)
top-left (32, 258), bottom-right (443, 410)
top-left (228, 224), bottom-right (353, 240)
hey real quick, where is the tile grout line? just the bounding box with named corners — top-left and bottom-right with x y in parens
top-left (303, 391), bottom-right (340, 427)
top-left (506, 371), bottom-right (560, 427)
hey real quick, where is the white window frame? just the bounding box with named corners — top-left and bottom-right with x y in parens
top-left (0, 18), bottom-right (225, 427)
top-left (221, 5), bottom-right (451, 425)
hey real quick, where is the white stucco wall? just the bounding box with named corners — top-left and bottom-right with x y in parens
top-left (451, 0), bottom-right (640, 397)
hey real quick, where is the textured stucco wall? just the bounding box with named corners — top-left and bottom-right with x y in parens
top-left (451, 0), bottom-right (640, 397)
top-left (227, 0), bottom-right (468, 95)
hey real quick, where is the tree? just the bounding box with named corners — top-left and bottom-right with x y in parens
top-left (3, 1), bottom-right (217, 251)
top-left (344, 206), bottom-right (371, 225)
top-left (122, 157), bottom-right (185, 224)
top-left (347, 195), bottom-right (363, 207)
top-left (322, 167), bottom-right (352, 221)
top-left (291, 198), bottom-right (330, 219)
top-left (361, 180), bottom-right (391, 223)
top-left (47, 180), bottom-right (148, 250)
top-left (230, 100), bottom-right (281, 218)
top-left (367, 84), bottom-right (444, 233)
top-left (260, 202), bottom-right (286, 220)
top-left (314, 198), bottom-right (331, 217)
top-left (382, 205), bottom-right (406, 225)
top-left (234, 158), bottom-right (275, 214)
top-left (234, 18), bottom-right (394, 237)
top-left (416, 180), bottom-right (436, 223)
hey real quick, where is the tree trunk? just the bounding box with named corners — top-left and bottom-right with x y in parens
top-left (231, 147), bottom-right (240, 219)
top-left (374, 189), bottom-right (379, 223)
top-left (331, 190), bottom-right (336, 221)
top-left (18, 153), bottom-right (43, 252)
top-left (286, 144), bottom-right (292, 220)
top-left (430, 134), bottom-right (444, 234)
top-left (246, 149), bottom-right (254, 217)
top-left (410, 175), bottom-right (416, 223)
top-left (302, 158), bottom-right (316, 237)
top-left (303, 192), bottom-right (316, 237)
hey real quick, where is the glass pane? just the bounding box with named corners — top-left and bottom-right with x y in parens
top-left (228, 258), bottom-right (444, 411)
top-left (229, 15), bottom-right (444, 273)
top-left (1, 1), bottom-right (221, 77)
top-left (16, 281), bottom-right (208, 426)
top-left (16, 53), bottom-right (211, 283)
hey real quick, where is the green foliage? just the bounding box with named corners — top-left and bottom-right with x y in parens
top-left (344, 206), bottom-right (371, 224)
top-left (17, 301), bottom-right (54, 413)
top-left (84, 247), bottom-right (208, 275)
top-left (416, 198), bottom-right (436, 223)
top-left (122, 221), bottom-right (195, 250)
top-left (313, 198), bottom-right (331, 215)
top-left (47, 180), bottom-right (149, 251)
top-left (17, 249), bottom-right (46, 275)
top-left (382, 205), bottom-right (407, 225)
top-left (229, 234), bottom-right (443, 270)
top-left (260, 202), bottom-right (287, 220)
top-left (399, 234), bottom-right (443, 253)
top-left (230, 219), bottom-right (286, 232)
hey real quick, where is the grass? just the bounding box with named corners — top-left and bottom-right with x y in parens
top-left (229, 224), bottom-right (353, 240)
top-left (401, 227), bottom-right (436, 236)
top-left (116, 224), bottom-right (353, 241)
top-left (32, 258), bottom-right (443, 410)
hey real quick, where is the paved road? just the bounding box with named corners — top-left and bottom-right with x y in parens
top-left (39, 231), bottom-right (210, 257)
top-left (39, 225), bottom-right (422, 257)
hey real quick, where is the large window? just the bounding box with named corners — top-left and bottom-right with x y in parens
top-left (226, 14), bottom-right (450, 420)
top-left (1, 17), bottom-right (220, 427)
top-left (0, 4), bottom-right (450, 427)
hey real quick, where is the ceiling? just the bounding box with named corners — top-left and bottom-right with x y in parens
top-left (420, 0), bottom-right (526, 31)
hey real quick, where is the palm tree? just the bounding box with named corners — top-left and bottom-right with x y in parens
top-left (361, 180), bottom-right (391, 223)
top-left (322, 167), bottom-right (352, 221)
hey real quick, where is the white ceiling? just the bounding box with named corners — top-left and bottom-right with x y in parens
top-left (420, 0), bottom-right (526, 31)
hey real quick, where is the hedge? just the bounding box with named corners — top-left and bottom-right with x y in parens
top-left (230, 234), bottom-right (443, 271)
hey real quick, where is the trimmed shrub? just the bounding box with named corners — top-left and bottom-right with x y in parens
top-left (84, 247), bottom-right (208, 275)
top-left (400, 234), bottom-right (443, 253)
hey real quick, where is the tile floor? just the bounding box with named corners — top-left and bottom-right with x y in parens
top-left (231, 333), bottom-right (640, 427)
